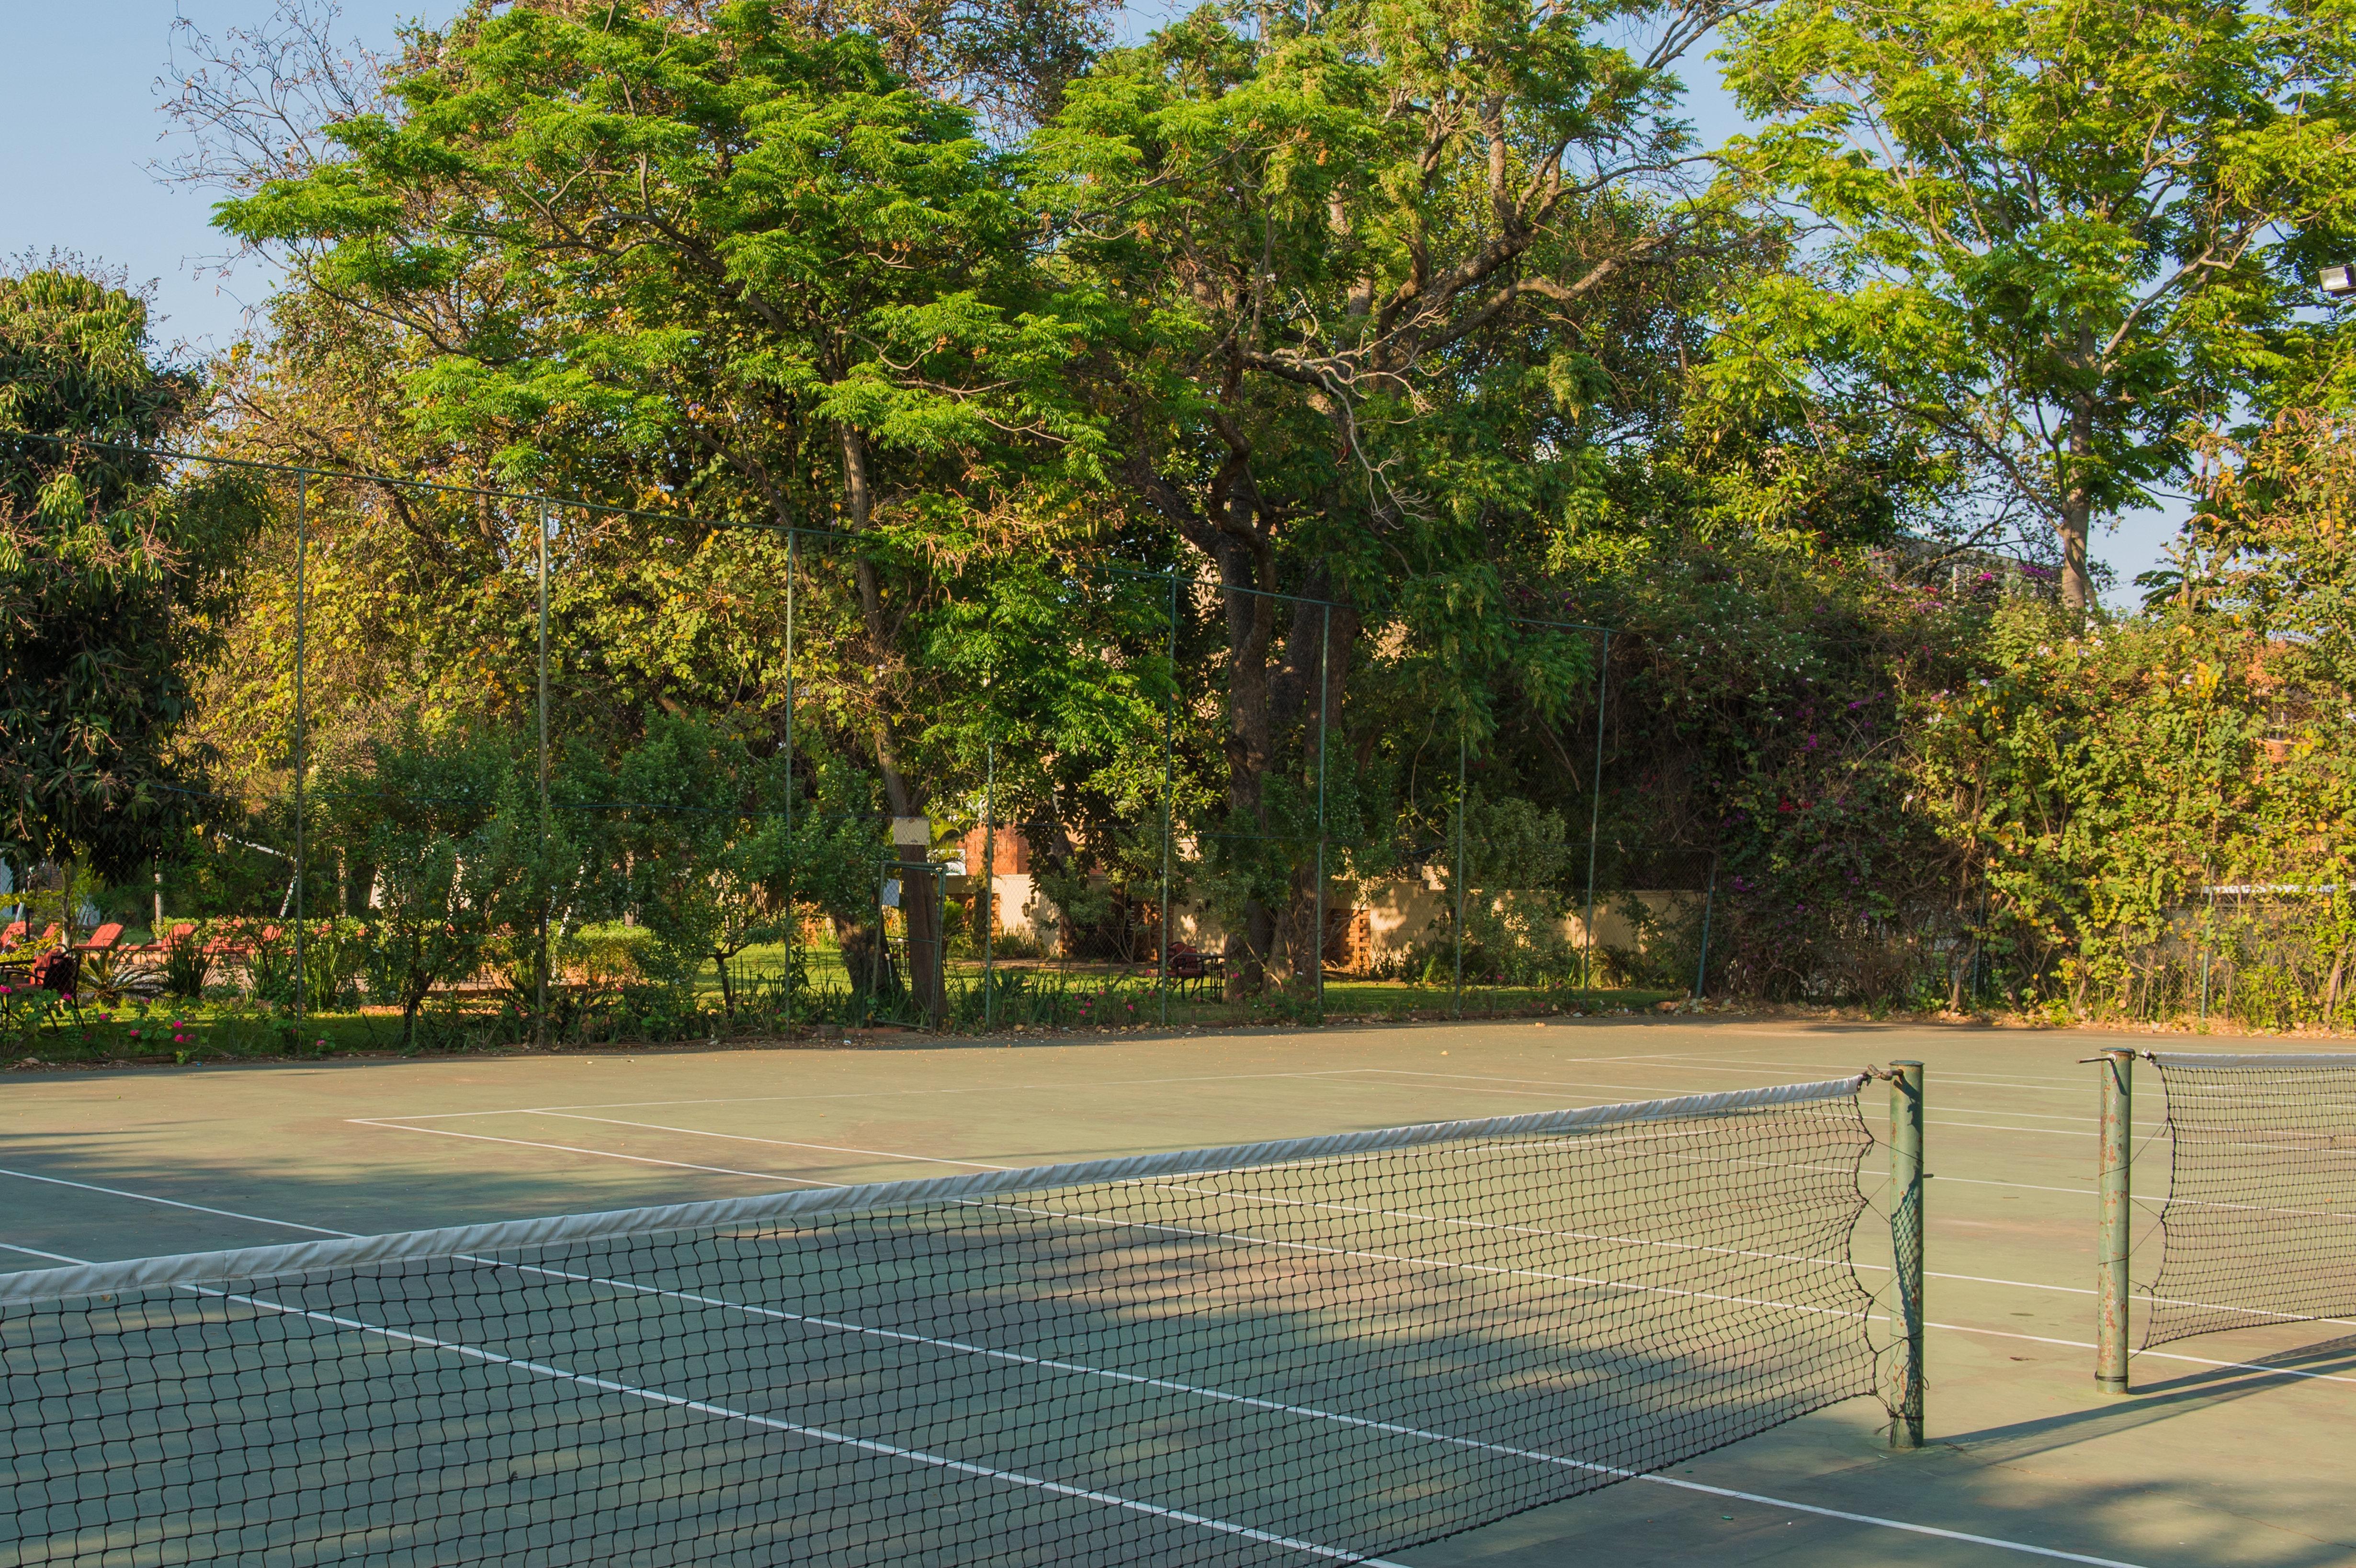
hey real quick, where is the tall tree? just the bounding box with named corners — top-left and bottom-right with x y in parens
top-left (211, 1), bottom-right (1091, 1010)
top-left (0, 268), bottom-right (260, 882)
top-left (1714, 0), bottom-right (2356, 614)
top-left (996, 0), bottom-right (1728, 989)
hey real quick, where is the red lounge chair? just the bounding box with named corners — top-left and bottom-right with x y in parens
top-left (1164, 944), bottom-right (1211, 997)
top-left (0, 921), bottom-right (23, 950)
top-left (78, 923), bottom-right (124, 953)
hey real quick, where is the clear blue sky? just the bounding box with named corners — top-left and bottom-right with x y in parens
top-left (1, 0), bottom-right (2178, 601)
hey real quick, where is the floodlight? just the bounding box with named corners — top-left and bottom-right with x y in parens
top-left (2324, 264), bottom-right (2356, 299)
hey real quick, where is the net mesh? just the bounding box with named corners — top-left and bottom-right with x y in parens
top-left (2144, 1052), bottom-right (2356, 1348)
top-left (3, 1081), bottom-right (1881, 1567)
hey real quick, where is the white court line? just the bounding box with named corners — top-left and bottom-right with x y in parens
top-left (1936, 1119), bottom-right (2095, 1139)
top-left (13, 1240), bottom-right (1410, 1568)
top-left (403, 1234), bottom-right (2153, 1568)
top-left (1598, 1053), bottom-right (2102, 1092)
top-left (341, 1106), bottom-right (2290, 1328)
top-left (1903, 1262), bottom-right (2356, 1330)
top-left (344, 1120), bottom-right (839, 1184)
top-left (1345, 1069), bottom-right (2117, 1126)
top-left (1308, 1075), bottom-right (2108, 1141)
top-left (0, 1155), bottom-right (2321, 1356)
top-left (347, 1109), bottom-right (2356, 1339)
top-left (1625, 1478), bottom-right (2150, 1567)
top-left (0, 1165), bottom-right (354, 1236)
top-left (1937, 1174), bottom-right (2356, 1232)
top-left (536, 1112), bottom-right (1019, 1171)
top-left (1325, 1068), bottom-right (1812, 1102)
top-left (357, 1067), bottom-right (1385, 1122)
top-left (1939, 1320), bottom-right (2356, 1386)
top-left (6, 1164), bottom-right (2308, 1562)
top-left (349, 1103), bottom-right (2356, 1338)
top-left (9, 1224), bottom-right (2149, 1568)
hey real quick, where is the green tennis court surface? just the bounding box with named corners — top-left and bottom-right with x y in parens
top-left (3, 1019), bottom-right (2350, 1566)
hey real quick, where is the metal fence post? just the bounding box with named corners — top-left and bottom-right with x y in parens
top-left (1314, 603), bottom-right (1329, 1021)
top-left (2097, 1048), bottom-right (2135, 1394)
top-left (983, 737), bottom-right (996, 1034)
top-left (291, 472), bottom-right (307, 1023)
top-left (536, 503), bottom-right (551, 1049)
top-left (1161, 568), bottom-right (1176, 1027)
top-left (783, 529), bottom-right (797, 1034)
top-left (872, 860), bottom-right (889, 1025)
top-left (1581, 629), bottom-right (1610, 994)
top-left (2200, 881), bottom-right (2218, 1024)
top-left (1890, 1059), bottom-right (1927, 1448)
top-left (1692, 851), bottom-right (1717, 1001)
top-left (1453, 729), bottom-right (1466, 1019)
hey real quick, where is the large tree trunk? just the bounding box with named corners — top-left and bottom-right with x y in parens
top-left (2058, 392), bottom-right (2095, 617)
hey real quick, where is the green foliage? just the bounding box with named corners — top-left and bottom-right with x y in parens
top-left (1716, 0), bottom-right (2356, 610)
top-left (0, 269), bottom-right (262, 876)
top-left (597, 715), bottom-right (875, 1013)
top-left (321, 721), bottom-right (540, 1047)
top-left (96, 0), bottom-right (2356, 1037)
top-left (1912, 605), bottom-right (2345, 1018)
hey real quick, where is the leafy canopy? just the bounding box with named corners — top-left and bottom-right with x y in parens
top-left (1714, 0), bottom-right (2356, 611)
top-left (0, 269), bottom-right (261, 880)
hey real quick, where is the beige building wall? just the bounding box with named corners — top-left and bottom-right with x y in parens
top-left (954, 854), bottom-right (1698, 971)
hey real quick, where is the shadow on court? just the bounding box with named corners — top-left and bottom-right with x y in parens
top-left (3, 1017), bottom-right (2353, 1566)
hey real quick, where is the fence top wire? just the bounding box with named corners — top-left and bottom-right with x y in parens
top-left (0, 1076), bottom-right (1864, 1307)
top-left (15, 429), bottom-right (1614, 634)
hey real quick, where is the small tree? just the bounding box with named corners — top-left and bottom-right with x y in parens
top-left (605, 716), bottom-right (874, 1017)
top-left (325, 723), bottom-right (535, 1048)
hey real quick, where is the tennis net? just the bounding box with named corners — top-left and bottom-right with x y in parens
top-left (2143, 1051), bottom-right (2356, 1349)
top-left (2, 1077), bottom-right (1885, 1567)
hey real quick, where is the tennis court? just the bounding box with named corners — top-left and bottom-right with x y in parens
top-left (2, 1019), bottom-right (2351, 1566)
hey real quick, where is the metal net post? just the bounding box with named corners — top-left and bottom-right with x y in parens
top-left (2096, 1048), bottom-right (2134, 1393)
top-left (1888, 1059), bottom-right (1926, 1447)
